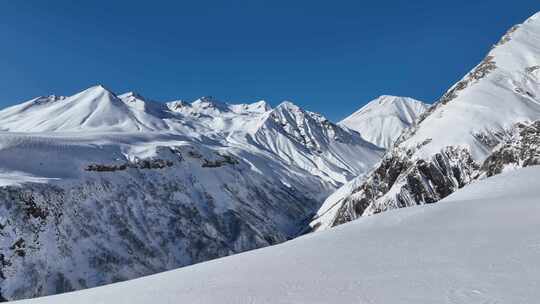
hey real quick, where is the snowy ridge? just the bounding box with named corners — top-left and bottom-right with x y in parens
top-left (252, 101), bottom-right (383, 184)
top-left (0, 86), bottom-right (171, 132)
top-left (15, 166), bottom-right (540, 304)
top-left (339, 95), bottom-right (428, 149)
top-left (399, 12), bottom-right (540, 160)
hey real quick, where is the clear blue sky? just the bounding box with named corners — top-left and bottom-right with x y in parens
top-left (1, 1), bottom-right (538, 121)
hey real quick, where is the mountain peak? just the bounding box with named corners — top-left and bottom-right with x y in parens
top-left (75, 85), bottom-right (117, 101)
top-left (340, 96), bottom-right (428, 149)
top-left (191, 96), bottom-right (229, 112)
top-left (118, 91), bottom-right (145, 100)
top-left (88, 84), bottom-right (113, 92)
top-left (251, 100), bottom-right (272, 111)
top-left (229, 100), bottom-right (272, 114)
top-left (276, 101), bottom-right (302, 112)
top-left (366, 95), bottom-right (424, 107)
top-left (166, 100), bottom-right (188, 111)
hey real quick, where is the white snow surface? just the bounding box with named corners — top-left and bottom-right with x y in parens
top-left (340, 95), bottom-right (428, 149)
top-left (16, 166), bottom-right (540, 304)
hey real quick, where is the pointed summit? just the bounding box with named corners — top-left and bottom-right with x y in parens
top-left (276, 100), bottom-right (301, 111)
top-left (0, 85), bottom-right (169, 132)
top-left (340, 96), bottom-right (428, 149)
top-left (191, 96), bottom-right (229, 112)
top-left (118, 91), bottom-right (145, 101)
top-left (81, 84), bottom-right (116, 95)
top-left (229, 100), bottom-right (272, 114)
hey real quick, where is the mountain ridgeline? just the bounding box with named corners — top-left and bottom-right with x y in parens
top-left (0, 82), bottom-right (414, 300)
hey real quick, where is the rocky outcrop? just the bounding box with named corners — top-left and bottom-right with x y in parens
top-left (330, 120), bottom-right (540, 228)
top-left (85, 159), bottom-right (174, 172)
top-left (482, 121), bottom-right (540, 176)
top-left (332, 145), bottom-right (480, 225)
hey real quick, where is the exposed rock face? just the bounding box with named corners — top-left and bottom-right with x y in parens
top-left (482, 121), bottom-right (540, 176)
top-left (332, 145), bottom-right (480, 225)
top-left (329, 120), bottom-right (540, 228)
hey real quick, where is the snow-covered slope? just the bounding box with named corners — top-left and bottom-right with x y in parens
top-left (16, 166), bottom-right (540, 304)
top-left (251, 101), bottom-right (383, 184)
top-left (400, 12), bottom-right (540, 160)
top-left (315, 11), bottom-right (540, 229)
top-left (0, 85), bottom-right (383, 300)
top-left (339, 95), bottom-right (428, 149)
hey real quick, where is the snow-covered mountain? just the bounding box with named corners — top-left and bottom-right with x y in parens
top-left (15, 166), bottom-right (540, 304)
top-left (313, 11), bottom-right (540, 230)
top-left (339, 95), bottom-right (428, 149)
top-left (0, 86), bottom-right (173, 132)
top-left (0, 85), bottom-right (384, 300)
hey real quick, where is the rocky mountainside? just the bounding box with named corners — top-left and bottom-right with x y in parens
top-left (14, 166), bottom-right (540, 304)
top-left (311, 12), bottom-right (540, 231)
top-left (0, 85), bottom-right (387, 301)
top-left (339, 95), bottom-right (428, 149)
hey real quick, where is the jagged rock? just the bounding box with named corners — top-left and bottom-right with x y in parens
top-left (332, 146), bottom-right (480, 225)
top-left (482, 121), bottom-right (540, 176)
top-left (85, 159), bottom-right (174, 172)
top-left (329, 119), bottom-right (540, 228)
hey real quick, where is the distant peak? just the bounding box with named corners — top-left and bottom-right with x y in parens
top-left (166, 100), bottom-right (188, 111)
top-left (276, 101), bottom-right (301, 111)
top-left (192, 96), bottom-right (229, 111)
top-left (253, 100), bottom-right (272, 112)
top-left (81, 84), bottom-right (116, 96)
top-left (363, 95), bottom-right (426, 109)
top-left (375, 95), bottom-right (406, 104)
top-left (195, 96), bottom-right (219, 103)
top-left (118, 91), bottom-right (146, 101)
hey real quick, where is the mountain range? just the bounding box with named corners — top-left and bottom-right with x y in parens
top-left (0, 80), bottom-right (424, 300)
top-left (2, 10), bottom-right (540, 304)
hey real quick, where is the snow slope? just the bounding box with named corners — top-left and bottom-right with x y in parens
top-left (340, 95), bottom-right (428, 149)
top-left (16, 166), bottom-right (540, 304)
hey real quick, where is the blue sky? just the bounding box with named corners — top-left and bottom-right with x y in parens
top-left (0, 1), bottom-right (538, 121)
